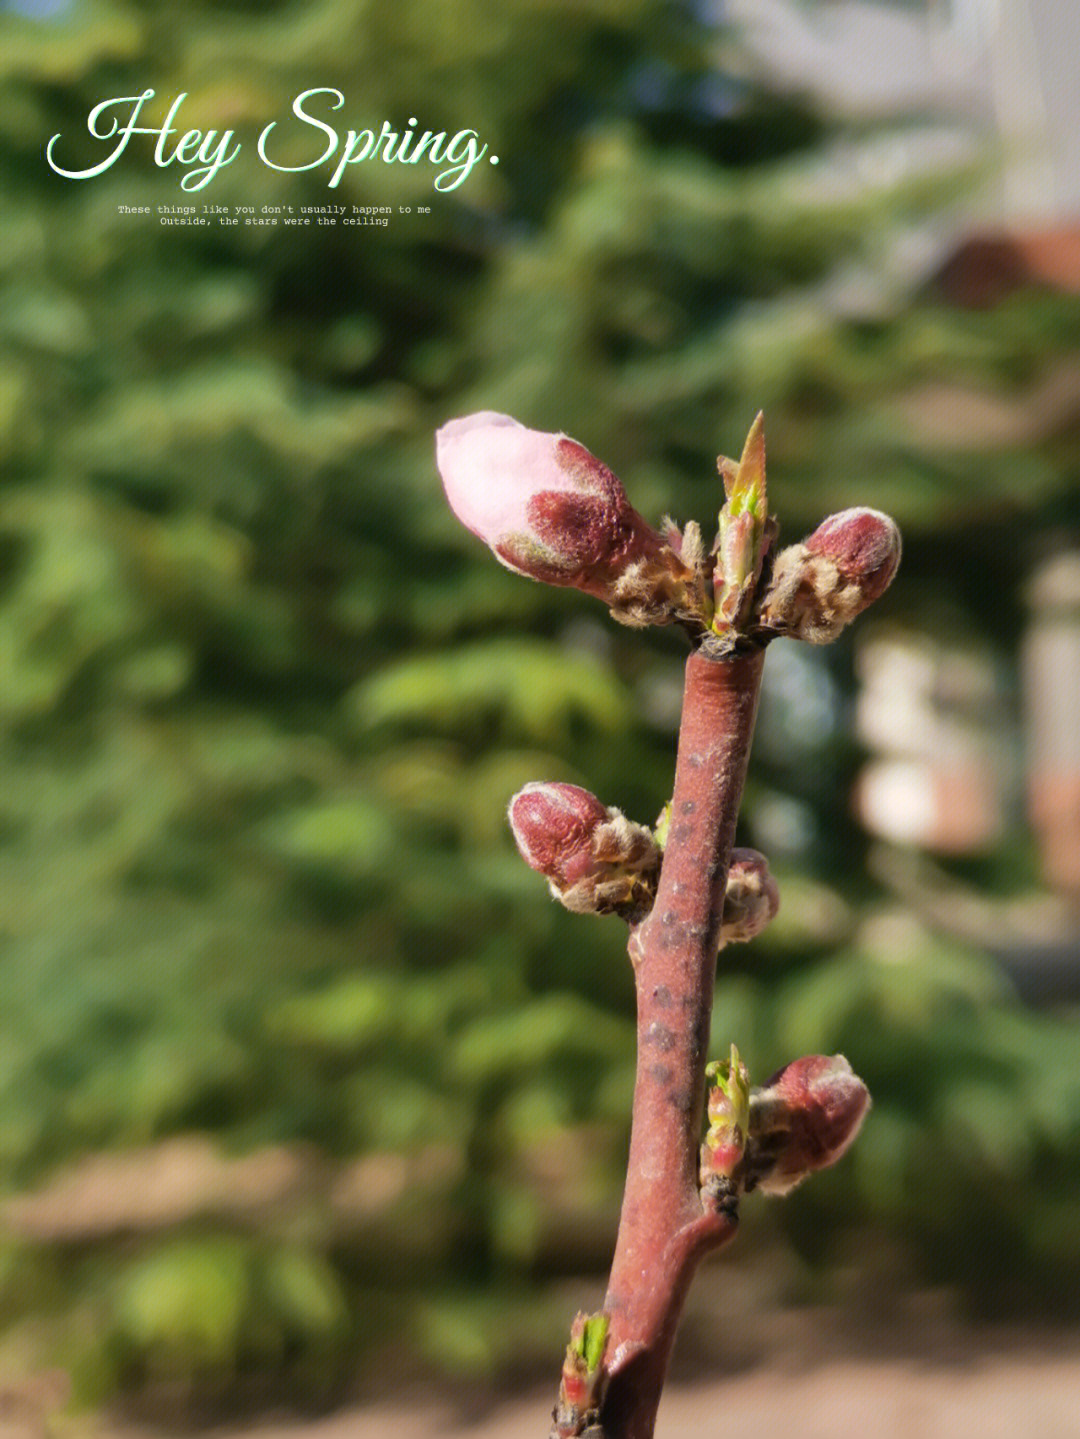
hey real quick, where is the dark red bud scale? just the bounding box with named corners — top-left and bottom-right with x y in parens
top-left (509, 783), bottom-right (609, 887)
top-left (803, 507), bottom-right (901, 604)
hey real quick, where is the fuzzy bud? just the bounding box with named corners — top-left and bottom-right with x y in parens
top-left (508, 782), bottom-right (660, 918)
top-left (741, 1054), bottom-right (870, 1196)
top-left (719, 848), bottom-right (780, 945)
top-left (437, 413), bottom-right (704, 627)
top-left (804, 508), bottom-right (901, 603)
top-left (756, 508), bottom-right (901, 644)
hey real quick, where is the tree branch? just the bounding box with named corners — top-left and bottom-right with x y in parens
top-left (598, 646), bottom-right (765, 1439)
top-left (438, 413), bottom-right (894, 1439)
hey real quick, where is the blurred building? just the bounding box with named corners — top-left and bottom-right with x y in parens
top-left (854, 567), bottom-right (1080, 905)
top-left (722, 0), bottom-right (1080, 225)
top-left (854, 632), bottom-right (1009, 855)
top-left (1024, 552), bottom-right (1080, 899)
top-left (724, 1), bottom-right (1080, 904)
top-left (723, 0), bottom-right (1080, 309)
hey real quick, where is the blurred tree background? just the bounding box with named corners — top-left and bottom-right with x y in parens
top-left (1, 0), bottom-right (1080, 1414)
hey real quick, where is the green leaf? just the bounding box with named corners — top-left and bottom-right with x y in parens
top-left (259, 798), bottom-right (397, 882)
top-left (348, 639), bottom-right (631, 743)
top-left (450, 994), bottom-right (632, 1084)
top-left (112, 1238), bottom-right (251, 1360)
top-left (267, 976), bottom-right (400, 1052)
top-left (260, 1247), bottom-right (347, 1336)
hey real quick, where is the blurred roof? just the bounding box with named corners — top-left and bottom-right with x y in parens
top-left (932, 225), bottom-right (1080, 306)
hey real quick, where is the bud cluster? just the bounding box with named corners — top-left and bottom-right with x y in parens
top-left (438, 411), bottom-right (901, 652)
top-left (511, 788), bottom-right (784, 944)
top-left (700, 1051), bottom-right (869, 1208)
top-left (740, 1053), bottom-right (871, 1197)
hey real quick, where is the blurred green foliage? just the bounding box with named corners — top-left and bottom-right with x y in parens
top-left (2, 0), bottom-right (1080, 1409)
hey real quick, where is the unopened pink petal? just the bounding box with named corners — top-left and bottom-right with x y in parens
top-left (436, 413), bottom-right (579, 546)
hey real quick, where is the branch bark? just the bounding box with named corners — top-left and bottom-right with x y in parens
top-left (597, 645), bottom-right (765, 1439)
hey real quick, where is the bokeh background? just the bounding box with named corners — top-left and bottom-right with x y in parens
top-left (1, 0), bottom-right (1079, 1426)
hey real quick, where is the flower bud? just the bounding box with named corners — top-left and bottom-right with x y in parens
top-left (756, 508), bottom-right (901, 644)
top-left (437, 413), bottom-right (706, 627)
top-left (508, 782), bottom-right (660, 917)
top-left (742, 1053), bottom-right (870, 1196)
top-left (804, 508), bottom-right (901, 601)
top-left (719, 848), bottom-right (780, 945)
top-left (437, 412), bottom-right (661, 591)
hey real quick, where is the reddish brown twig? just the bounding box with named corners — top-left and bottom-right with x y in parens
top-left (597, 646), bottom-right (764, 1439)
top-left (439, 413), bottom-right (893, 1439)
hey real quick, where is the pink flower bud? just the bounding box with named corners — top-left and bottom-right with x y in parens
top-left (803, 508), bottom-right (901, 605)
top-left (744, 1053), bottom-right (869, 1196)
top-left (436, 413), bottom-right (668, 603)
top-left (508, 782), bottom-right (659, 916)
